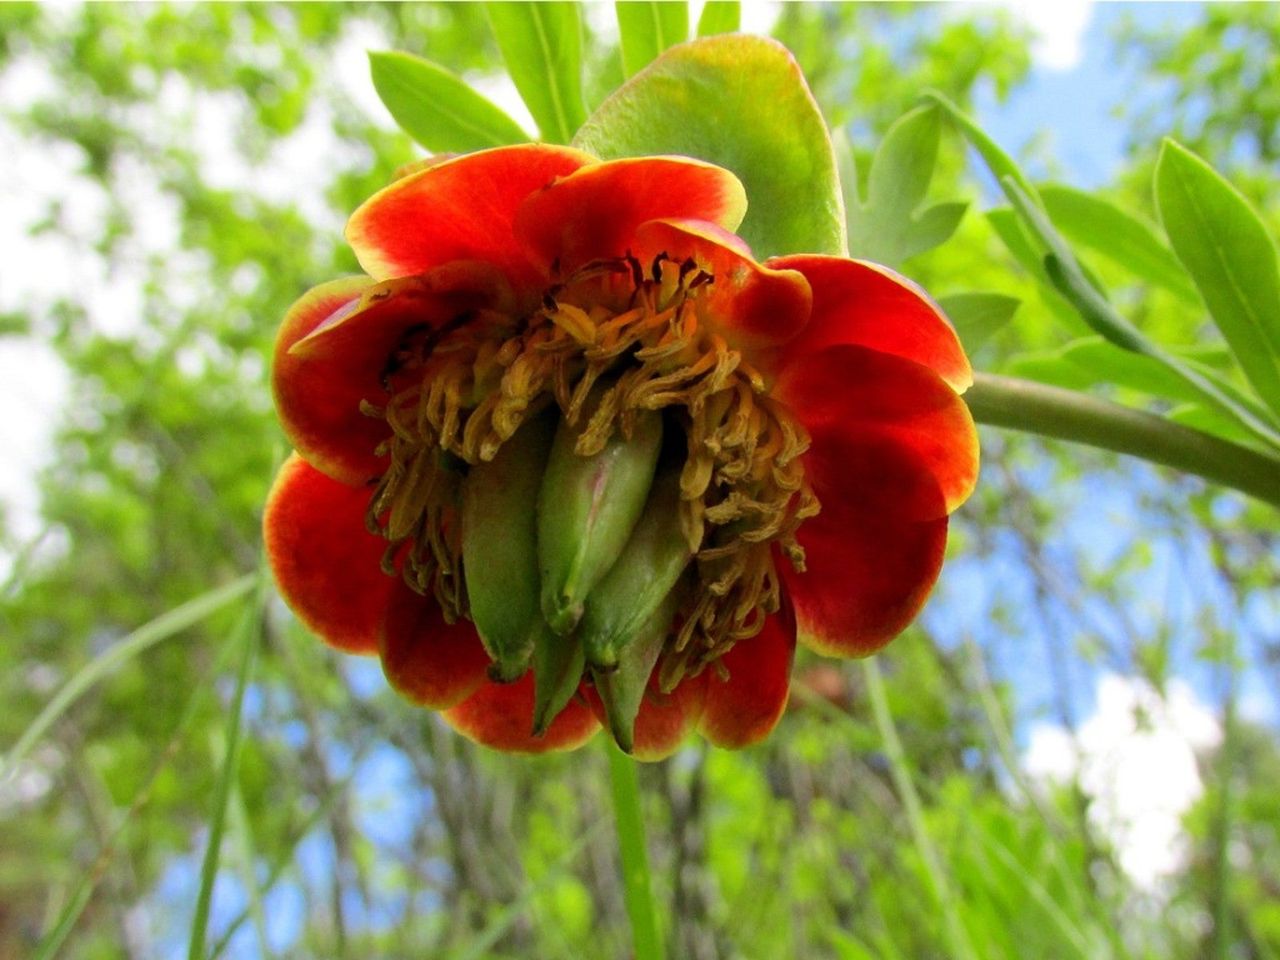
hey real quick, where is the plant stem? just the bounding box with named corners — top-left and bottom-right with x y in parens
top-left (607, 743), bottom-right (664, 960)
top-left (964, 373), bottom-right (1280, 509)
top-left (863, 658), bottom-right (979, 960)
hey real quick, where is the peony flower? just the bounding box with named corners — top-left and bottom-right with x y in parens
top-left (264, 144), bottom-right (978, 760)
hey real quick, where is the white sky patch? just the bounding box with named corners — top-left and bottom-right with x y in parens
top-left (1024, 673), bottom-right (1221, 890)
top-left (952, 0), bottom-right (1094, 71)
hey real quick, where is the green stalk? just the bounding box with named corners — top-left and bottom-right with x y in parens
top-left (863, 657), bottom-right (978, 960)
top-left (606, 742), bottom-right (664, 960)
top-left (964, 373), bottom-right (1280, 509)
top-left (187, 570), bottom-right (268, 960)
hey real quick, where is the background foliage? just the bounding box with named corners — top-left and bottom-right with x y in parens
top-left (1, 3), bottom-right (1277, 958)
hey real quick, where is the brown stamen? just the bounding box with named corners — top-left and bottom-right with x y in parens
top-left (362, 254), bottom-right (821, 681)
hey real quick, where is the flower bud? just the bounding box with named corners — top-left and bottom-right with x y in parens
top-left (537, 389), bottom-right (663, 635)
top-left (580, 459), bottom-right (694, 670)
top-left (461, 411), bottom-right (556, 681)
top-left (530, 622), bottom-right (586, 737)
top-left (592, 587), bottom-right (682, 754)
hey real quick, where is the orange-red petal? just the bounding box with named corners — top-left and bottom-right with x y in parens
top-left (442, 674), bottom-right (601, 754)
top-left (347, 144), bottom-right (595, 283)
top-left (263, 454), bottom-right (389, 655)
top-left (774, 344), bottom-right (977, 657)
top-left (781, 499), bottom-right (949, 659)
top-left (697, 611), bottom-right (795, 749)
top-left (631, 218), bottom-right (812, 350)
top-left (515, 156), bottom-right (748, 276)
top-left (380, 582), bottom-right (490, 710)
top-left (769, 255), bottom-right (972, 392)
top-left (273, 263), bottom-right (513, 485)
top-left (776, 344), bottom-right (979, 519)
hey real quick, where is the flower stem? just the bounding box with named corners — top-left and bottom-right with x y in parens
top-left (606, 742), bottom-right (664, 960)
top-left (964, 372), bottom-right (1280, 509)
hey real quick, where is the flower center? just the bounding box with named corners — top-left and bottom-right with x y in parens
top-left (361, 254), bottom-right (820, 688)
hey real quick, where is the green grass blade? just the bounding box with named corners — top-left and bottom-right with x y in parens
top-left (30, 595), bottom-right (249, 960)
top-left (863, 657), bottom-right (978, 960)
top-left (228, 778), bottom-right (272, 958)
top-left (187, 572), bottom-right (267, 960)
top-left (607, 741), bottom-right (664, 960)
top-left (2, 573), bottom-right (256, 779)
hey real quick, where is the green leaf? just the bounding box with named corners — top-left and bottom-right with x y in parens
top-left (486, 2), bottom-right (587, 143)
top-left (574, 34), bottom-right (845, 258)
top-left (925, 89), bottom-right (1037, 201)
top-left (368, 50), bottom-right (529, 152)
top-left (615, 2), bottom-right (688, 78)
top-left (995, 177), bottom-right (1280, 451)
top-left (1155, 138), bottom-right (1280, 415)
top-left (1165, 403), bottom-right (1262, 447)
top-left (846, 105), bottom-right (968, 267)
top-left (937, 292), bottom-right (1019, 353)
top-left (1010, 336), bottom-right (1279, 449)
top-left (986, 208), bottom-right (1083, 328)
top-left (1040, 184), bottom-right (1199, 303)
top-left (696, 0), bottom-right (739, 36)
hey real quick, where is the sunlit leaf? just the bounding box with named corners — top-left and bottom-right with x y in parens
top-left (1040, 184), bottom-right (1199, 303)
top-left (574, 34), bottom-right (845, 258)
top-left (696, 0), bottom-right (739, 36)
top-left (487, 2), bottom-right (587, 143)
top-left (1155, 138), bottom-right (1280, 415)
top-left (846, 105), bottom-right (968, 267)
top-left (615, 2), bottom-right (688, 78)
top-left (369, 50), bottom-right (530, 152)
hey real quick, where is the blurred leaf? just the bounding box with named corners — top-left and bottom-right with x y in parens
top-left (486, 2), bottom-right (587, 143)
top-left (696, 0), bottom-right (739, 37)
top-left (369, 50), bottom-right (529, 151)
top-left (1041, 184), bottom-right (1200, 303)
top-left (937, 292), bottom-right (1019, 353)
top-left (846, 105), bottom-right (968, 267)
top-left (1155, 138), bottom-right (1280, 414)
top-left (574, 34), bottom-right (845, 257)
top-left (615, 2), bottom-right (688, 78)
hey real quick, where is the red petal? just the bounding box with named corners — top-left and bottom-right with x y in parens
top-left (263, 454), bottom-right (389, 655)
top-left (781, 498), bottom-right (949, 659)
top-left (776, 344), bottom-right (979, 519)
top-left (442, 674), bottom-right (600, 754)
top-left (273, 263), bottom-right (513, 485)
top-left (631, 218), bottom-right (812, 350)
top-left (697, 612), bottom-right (795, 749)
top-left (346, 144), bottom-right (595, 283)
top-left (583, 670), bottom-right (709, 762)
top-left (769, 255), bottom-right (972, 392)
top-left (774, 344), bottom-right (976, 657)
top-left (515, 156), bottom-right (747, 276)
top-left (380, 582), bottom-right (490, 709)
